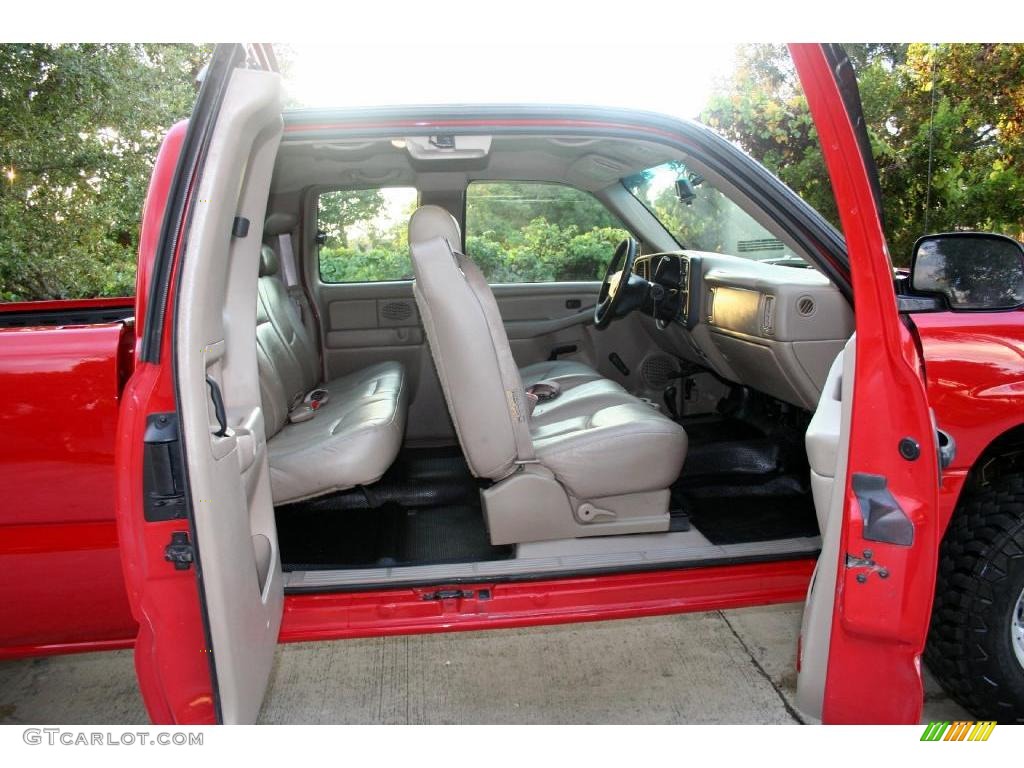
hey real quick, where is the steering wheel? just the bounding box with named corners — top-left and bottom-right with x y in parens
top-left (594, 238), bottom-right (638, 330)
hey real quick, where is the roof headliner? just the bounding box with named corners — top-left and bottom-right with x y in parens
top-left (271, 134), bottom-right (684, 194)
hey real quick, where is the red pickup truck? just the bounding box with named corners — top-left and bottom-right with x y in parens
top-left (1, 43), bottom-right (1022, 725)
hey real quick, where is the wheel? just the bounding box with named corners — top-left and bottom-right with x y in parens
top-left (594, 238), bottom-right (638, 330)
top-left (925, 474), bottom-right (1024, 723)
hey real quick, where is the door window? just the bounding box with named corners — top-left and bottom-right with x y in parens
top-left (464, 181), bottom-right (629, 283)
top-left (317, 187), bottom-right (419, 282)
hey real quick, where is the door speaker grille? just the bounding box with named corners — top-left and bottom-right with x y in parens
top-left (381, 301), bottom-right (414, 322)
top-left (640, 355), bottom-right (676, 389)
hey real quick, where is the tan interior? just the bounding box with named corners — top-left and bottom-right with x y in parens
top-left (796, 335), bottom-right (857, 720)
top-left (171, 85), bottom-right (862, 722)
top-left (173, 67), bottom-right (285, 724)
top-left (408, 206), bottom-right (688, 544)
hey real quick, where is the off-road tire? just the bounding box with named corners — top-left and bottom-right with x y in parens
top-left (925, 474), bottom-right (1024, 723)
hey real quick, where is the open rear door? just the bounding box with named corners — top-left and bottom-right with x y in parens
top-left (790, 44), bottom-right (942, 723)
top-left (115, 44), bottom-right (284, 724)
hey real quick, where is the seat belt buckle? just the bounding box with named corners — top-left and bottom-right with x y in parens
top-left (289, 387), bottom-right (328, 423)
top-left (288, 404), bottom-right (316, 424)
top-left (304, 388), bottom-right (329, 408)
top-left (526, 380), bottom-right (561, 403)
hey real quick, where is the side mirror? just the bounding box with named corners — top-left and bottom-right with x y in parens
top-left (911, 232), bottom-right (1024, 311)
top-left (675, 178), bottom-right (696, 206)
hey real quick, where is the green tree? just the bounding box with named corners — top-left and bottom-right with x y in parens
top-left (317, 189), bottom-right (386, 246)
top-left (0, 43), bottom-right (211, 301)
top-left (702, 44), bottom-right (1024, 265)
top-left (465, 182), bottom-right (627, 282)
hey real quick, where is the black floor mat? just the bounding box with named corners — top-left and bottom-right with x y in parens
top-left (275, 446), bottom-right (514, 570)
top-left (684, 493), bottom-right (819, 545)
top-left (679, 416), bottom-right (763, 445)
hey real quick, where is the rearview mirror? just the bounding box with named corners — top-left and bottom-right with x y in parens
top-left (675, 178), bottom-right (696, 205)
top-left (911, 232), bottom-right (1024, 311)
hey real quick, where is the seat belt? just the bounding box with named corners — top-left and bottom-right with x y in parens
top-left (277, 233), bottom-right (299, 288)
top-left (275, 232), bottom-right (308, 323)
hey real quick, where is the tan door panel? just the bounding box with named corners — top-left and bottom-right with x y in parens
top-left (316, 281), bottom-right (449, 444)
top-left (492, 283), bottom-right (599, 371)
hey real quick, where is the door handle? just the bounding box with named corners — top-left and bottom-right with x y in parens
top-left (206, 376), bottom-right (229, 437)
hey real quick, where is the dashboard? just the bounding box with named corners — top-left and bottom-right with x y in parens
top-left (634, 251), bottom-right (854, 411)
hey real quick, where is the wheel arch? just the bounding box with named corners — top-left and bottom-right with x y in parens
top-left (957, 423), bottom-right (1024, 505)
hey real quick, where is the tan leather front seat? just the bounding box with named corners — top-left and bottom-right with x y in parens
top-left (409, 205), bottom-right (604, 392)
top-left (409, 205), bottom-right (687, 545)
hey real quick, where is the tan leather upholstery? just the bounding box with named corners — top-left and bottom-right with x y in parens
top-left (409, 205), bottom-right (687, 543)
top-left (264, 363), bottom-right (406, 504)
top-left (408, 203), bottom-right (605, 390)
top-left (531, 401), bottom-right (685, 499)
top-left (263, 211), bottom-right (298, 236)
top-left (411, 235), bottom-right (532, 479)
top-left (520, 359), bottom-right (603, 389)
top-left (256, 243), bottom-right (407, 504)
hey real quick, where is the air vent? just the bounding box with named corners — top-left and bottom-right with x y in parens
top-left (640, 355), bottom-right (677, 389)
top-left (762, 295), bottom-right (776, 335)
top-left (796, 295), bottom-right (817, 317)
top-left (381, 301), bottom-right (413, 322)
top-left (737, 238), bottom-right (785, 253)
top-left (634, 256), bottom-right (651, 280)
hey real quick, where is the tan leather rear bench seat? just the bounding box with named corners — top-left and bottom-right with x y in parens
top-left (255, 245), bottom-right (407, 504)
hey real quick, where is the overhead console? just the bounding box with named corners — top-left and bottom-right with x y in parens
top-left (404, 135), bottom-right (492, 171)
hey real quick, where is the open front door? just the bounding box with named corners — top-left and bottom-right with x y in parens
top-left (791, 44), bottom-right (942, 723)
top-left (115, 44), bottom-right (284, 724)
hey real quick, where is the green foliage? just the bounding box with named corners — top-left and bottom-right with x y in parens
top-left (702, 44), bottom-right (1024, 265)
top-left (0, 43), bottom-right (211, 301)
top-left (318, 189), bottom-right (386, 246)
top-left (464, 182), bottom-right (627, 282)
top-left (8, 44), bottom-right (1022, 299)
top-left (319, 246), bottom-right (413, 282)
top-left (317, 188), bottom-right (415, 282)
top-left (319, 181), bottom-right (628, 284)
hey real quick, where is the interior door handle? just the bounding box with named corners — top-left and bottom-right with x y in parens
top-left (206, 376), bottom-right (229, 437)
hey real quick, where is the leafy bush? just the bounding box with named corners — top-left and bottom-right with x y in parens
top-left (319, 246), bottom-right (413, 283)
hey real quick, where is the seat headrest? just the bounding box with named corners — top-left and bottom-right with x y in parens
top-left (408, 205), bottom-right (462, 250)
top-left (264, 212), bottom-right (298, 237)
top-left (259, 244), bottom-right (280, 277)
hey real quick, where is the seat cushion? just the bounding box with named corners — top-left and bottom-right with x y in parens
top-left (531, 401), bottom-right (687, 500)
top-left (268, 362), bottom-right (408, 504)
top-left (322, 361), bottom-right (404, 401)
top-left (519, 359), bottom-right (603, 390)
top-left (529, 378), bottom-right (632, 425)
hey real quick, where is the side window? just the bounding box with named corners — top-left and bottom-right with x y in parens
top-left (317, 187), bottom-right (418, 283)
top-left (464, 182), bottom-right (629, 283)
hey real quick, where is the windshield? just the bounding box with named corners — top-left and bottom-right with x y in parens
top-left (624, 162), bottom-right (804, 264)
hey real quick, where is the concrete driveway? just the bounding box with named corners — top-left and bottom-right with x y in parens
top-left (0, 603), bottom-right (969, 724)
